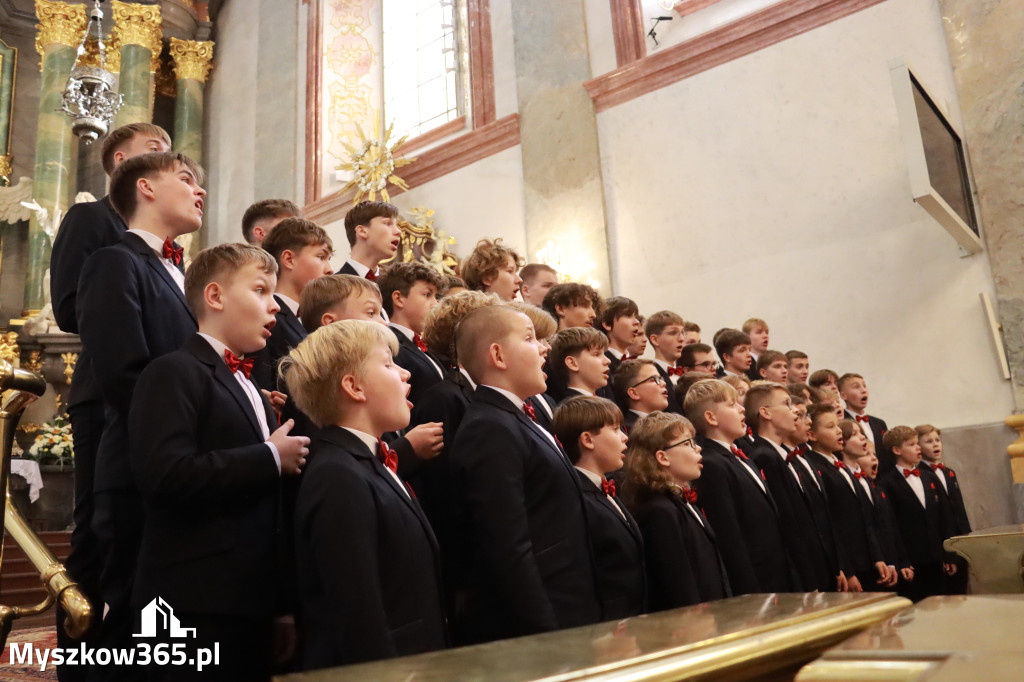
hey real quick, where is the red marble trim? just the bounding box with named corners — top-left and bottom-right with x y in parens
top-left (585, 0), bottom-right (887, 112)
top-left (303, 0), bottom-right (322, 206)
top-left (468, 0), bottom-right (496, 127)
top-left (673, 0), bottom-right (725, 19)
top-left (395, 116), bottom-right (469, 156)
top-left (610, 0), bottom-right (646, 67)
top-left (303, 113), bottom-right (520, 224)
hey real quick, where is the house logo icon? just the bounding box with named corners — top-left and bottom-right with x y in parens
top-left (133, 597), bottom-right (197, 638)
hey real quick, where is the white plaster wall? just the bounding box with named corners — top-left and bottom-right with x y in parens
top-left (491, 0), bottom-right (519, 118)
top-left (323, 145), bottom-right (528, 270)
top-left (597, 0), bottom-right (1012, 428)
top-left (583, 0), bottom-right (617, 78)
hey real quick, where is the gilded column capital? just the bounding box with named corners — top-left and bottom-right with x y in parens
top-left (169, 38), bottom-right (213, 83)
top-left (34, 0), bottom-right (87, 58)
top-left (0, 155), bottom-right (12, 182)
top-left (111, 1), bottom-right (162, 53)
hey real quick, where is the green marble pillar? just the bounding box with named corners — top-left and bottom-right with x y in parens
top-left (174, 78), bottom-right (203, 162)
top-left (114, 43), bottom-right (151, 127)
top-left (26, 41), bottom-right (78, 315)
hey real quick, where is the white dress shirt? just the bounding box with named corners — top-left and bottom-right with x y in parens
top-left (792, 447), bottom-right (823, 491)
top-left (712, 438), bottom-right (766, 494)
top-left (576, 466), bottom-right (626, 520)
top-left (569, 387), bottom-right (595, 397)
top-left (818, 450), bottom-right (857, 494)
top-left (849, 412), bottom-right (876, 446)
top-left (390, 322), bottom-right (445, 379)
top-left (850, 463), bottom-right (873, 502)
top-left (897, 465), bottom-right (927, 507)
top-left (606, 347), bottom-right (624, 361)
top-left (342, 426), bottom-right (409, 498)
top-left (766, 437), bottom-right (802, 490)
top-left (129, 228), bottom-right (185, 291)
top-left (275, 292), bottom-right (299, 316)
top-left (921, 461), bottom-right (949, 493)
top-left (198, 333), bottom-right (280, 473)
top-left (484, 384), bottom-right (561, 452)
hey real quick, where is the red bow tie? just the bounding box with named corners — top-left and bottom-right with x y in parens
top-left (746, 426), bottom-right (754, 438)
top-left (903, 467), bottom-right (920, 478)
top-left (413, 332), bottom-right (428, 353)
top-left (523, 401), bottom-right (537, 422)
top-left (786, 447), bottom-right (804, 463)
top-left (377, 439), bottom-right (398, 473)
top-left (224, 350), bottom-right (254, 379)
top-left (855, 415), bottom-right (870, 423)
top-left (833, 460), bottom-right (848, 472)
top-left (162, 237), bottom-right (183, 266)
top-left (730, 445), bottom-right (748, 461)
top-left (602, 477), bottom-right (616, 497)
top-left (933, 463), bottom-right (946, 471)
top-left (667, 366), bottom-right (684, 377)
top-left (623, 354), bottom-right (638, 361)
top-left (853, 471), bottom-right (866, 480)
top-left (683, 487), bottom-right (697, 504)
top-left (365, 269), bottom-right (377, 282)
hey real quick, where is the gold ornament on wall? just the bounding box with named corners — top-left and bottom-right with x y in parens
top-left (61, 351), bottom-right (77, 385)
top-left (169, 38), bottom-right (213, 83)
top-left (336, 113), bottom-right (415, 204)
top-left (24, 350), bottom-right (43, 374)
top-left (0, 331), bottom-right (19, 365)
top-left (111, 0), bottom-right (162, 72)
top-left (34, 0), bottom-right (88, 66)
top-left (381, 208), bottom-right (459, 275)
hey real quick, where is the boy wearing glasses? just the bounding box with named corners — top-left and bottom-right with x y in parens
top-left (610, 359), bottom-right (670, 434)
top-left (678, 343), bottom-right (718, 375)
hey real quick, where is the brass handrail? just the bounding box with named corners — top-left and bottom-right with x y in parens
top-left (0, 359), bottom-right (93, 648)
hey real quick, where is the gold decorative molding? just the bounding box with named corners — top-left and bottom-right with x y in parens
top-left (169, 38), bottom-right (213, 83)
top-left (24, 350), bottom-right (42, 374)
top-left (0, 331), bottom-right (19, 365)
top-left (0, 154), bottom-right (12, 182)
top-left (34, 0), bottom-right (87, 59)
top-left (111, 1), bottom-right (162, 57)
top-left (60, 352), bottom-right (77, 386)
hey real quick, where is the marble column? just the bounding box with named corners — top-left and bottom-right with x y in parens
top-left (510, 0), bottom-right (612, 294)
top-left (169, 38), bottom-right (212, 163)
top-left (27, 0), bottom-right (86, 316)
top-left (111, 1), bottom-right (162, 127)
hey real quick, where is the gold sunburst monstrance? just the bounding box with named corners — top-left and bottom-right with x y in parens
top-left (336, 114), bottom-right (416, 204)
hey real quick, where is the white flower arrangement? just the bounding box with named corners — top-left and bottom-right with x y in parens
top-left (27, 416), bottom-right (75, 467)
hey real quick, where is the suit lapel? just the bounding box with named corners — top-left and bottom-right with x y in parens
top-left (579, 472), bottom-right (641, 542)
top-left (477, 387), bottom-right (577, 479)
top-left (200, 342), bottom-right (266, 440)
top-left (124, 233), bottom-right (195, 324)
top-left (274, 295), bottom-right (307, 340)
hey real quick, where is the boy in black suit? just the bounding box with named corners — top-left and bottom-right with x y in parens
top-left (252, 218), bottom-right (333, 393)
top-left (879, 426), bottom-right (952, 601)
top-left (623, 411), bottom-right (730, 609)
top-left (449, 305), bottom-right (600, 643)
top-left (786, 350), bottom-right (810, 384)
top-left (741, 318), bottom-right (770, 382)
top-left (336, 201), bottom-right (401, 281)
top-left (756, 350), bottom-right (790, 384)
top-left (610, 359), bottom-right (670, 434)
top-left (509, 301), bottom-right (559, 433)
top-left (809, 368), bottom-right (839, 395)
top-left (49, 122), bottom-right (170, 671)
top-left (518, 263), bottom-right (559, 307)
top-left (553, 396), bottom-right (645, 619)
top-left (130, 244), bottom-right (310, 680)
top-left (283, 319), bottom-right (447, 668)
top-left (542, 282), bottom-right (601, 331)
top-left (839, 373), bottom-right (893, 474)
top-left (746, 383), bottom-right (839, 592)
top-left (461, 238), bottom-right (524, 301)
top-left (683, 379), bottom-right (793, 594)
top-left (803, 404), bottom-right (891, 592)
top-left (547, 327), bottom-right (611, 403)
top-left (596, 296), bottom-right (640, 375)
top-left (377, 262), bottom-right (447, 407)
top-left (713, 329), bottom-right (753, 380)
top-left (76, 151), bottom-right (204, 673)
top-left (678, 343), bottom-right (718, 376)
top-left (646, 310), bottom-right (686, 414)
top-left (682, 321), bottom-right (701, 346)
top-left (916, 424), bottom-right (970, 593)
top-left (241, 198), bottom-right (301, 246)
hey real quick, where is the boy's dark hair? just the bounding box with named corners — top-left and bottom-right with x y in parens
top-left (377, 262), bottom-right (446, 316)
top-left (837, 372), bottom-right (865, 392)
top-left (547, 327), bottom-right (609, 388)
top-left (100, 122), bottom-right (171, 175)
top-left (460, 238), bottom-right (523, 292)
top-left (260, 217), bottom-right (332, 265)
top-left (595, 296), bottom-right (639, 336)
top-left (610, 358), bottom-right (654, 410)
top-left (809, 369), bottom-right (839, 389)
top-left (756, 350), bottom-right (788, 376)
top-left (678, 343), bottom-right (713, 370)
top-left (552, 396), bottom-right (623, 464)
top-left (883, 425), bottom-right (917, 451)
top-left (714, 328), bottom-right (751, 362)
top-left (542, 282), bottom-right (601, 321)
top-left (442, 274), bottom-right (466, 295)
top-left (785, 349), bottom-right (808, 362)
top-left (683, 321), bottom-right (701, 334)
top-left (673, 371), bottom-right (714, 406)
top-left (184, 243), bottom-right (277, 318)
top-left (242, 199), bottom-right (302, 243)
top-left (744, 382), bottom-right (787, 433)
top-left (644, 310), bottom-right (685, 338)
top-left (519, 263), bottom-right (557, 285)
top-left (787, 382), bottom-right (813, 400)
top-left (109, 151), bottom-right (205, 222)
top-left (807, 402), bottom-right (837, 431)
top-left (344, 200), bottom-right (399, 247)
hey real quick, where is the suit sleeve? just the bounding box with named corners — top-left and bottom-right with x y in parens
top-left (453, 418), bottom-right (559, 632)
top-left (129, 357), bottom-right (280, 506)
top-left (692, 458), bottom-right (760, 594)
top-left (299, 459), bottom-right (397, 664)
top-left (78, 248), bottom-right (153, 416)
top-left (50, 202), bottom-right (110, 334)
top-left (636, 502), bottom-right (703, 609)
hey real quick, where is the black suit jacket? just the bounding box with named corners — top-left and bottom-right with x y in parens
top-left (252, 295), bottom-right (307, 392)
top-left (527, 393), bottom-right (557, 434)
top-left (337, 260), bottom-right (359, 276)
top-left (920, 461), bottom-right (971, 537)
top-left (692, 437), bottom-right (793, 594)
top-left (628, 490), bottom-right (729, 610)
top-left (391, 326), bottom-right (445, 409)
top-left (879, 469), bottom-right (945, 569)
top-left (653, 362), bottom-right (684, 415)
top-left (803, 450), bottom-right (883, 578)
top-left (50, 196), bottom-right (126, 406)
top-left (78, 231), bottom-right (197, 492)
top-left (294, 426), bottom-right (446, 668)
top-left (622, 409), bottom-right (641, 435)
top-left (450, 386), bottom-right (600, 643)
top-left (789, 449), bottom-right (847, 577)
top-left (129, 335), bottom-right (282, 616)
top-left (846, 411), bottom-right (893, 474)
top-left (575, 470), bottom-right (645, 620)
top-left (750, 438), bottom-right (834, 591)
top-left (864, 478), bottom-right (908, 569)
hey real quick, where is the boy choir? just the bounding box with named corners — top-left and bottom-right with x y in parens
top-left (50, 127), bottom-right (971, 681)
